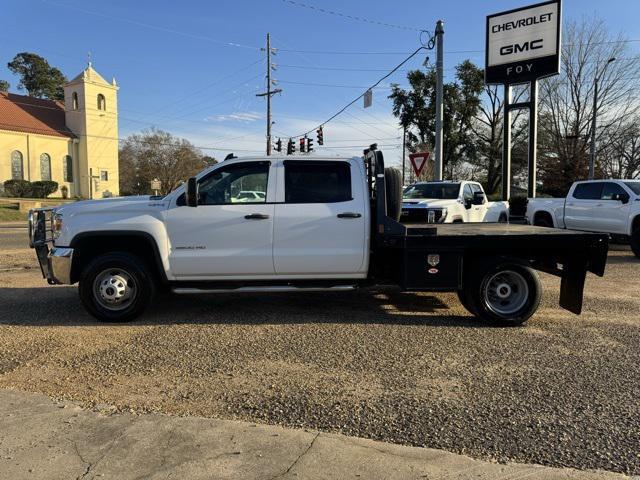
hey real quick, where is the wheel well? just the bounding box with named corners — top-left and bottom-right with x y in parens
top-left (69, 232), bottom-right (166, 285)
top-left (632, 215), bottom-right (640, 233)
top-left (534, 211), bottom-right (553, 226)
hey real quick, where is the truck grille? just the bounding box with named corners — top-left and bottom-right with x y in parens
top-left (401, 208), bottom-right (444, 223)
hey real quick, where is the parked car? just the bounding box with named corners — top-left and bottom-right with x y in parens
top-left (233, 190), bottom-right (266, 203)
top-left (526, 179), bottom-right (640, 258)
top-left (401, 181), bottom-right (509, 223)
top-left (28, 148), bottom-right (607, 325)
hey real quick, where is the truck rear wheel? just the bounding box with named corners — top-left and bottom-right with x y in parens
top-left (79, 252), bottom-right (155, 322)
top-left (464, 261), bottom-right (541, 326)
top-left (631, 229), bottom-right (640, 259)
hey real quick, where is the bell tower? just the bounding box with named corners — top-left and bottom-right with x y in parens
top-left (64, 62), bottom-right (119, 198)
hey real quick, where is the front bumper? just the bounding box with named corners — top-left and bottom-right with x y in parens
top-left (34, 244), bottom-right (74, 285)
top-left (29, 207), bottom-right (73, 285)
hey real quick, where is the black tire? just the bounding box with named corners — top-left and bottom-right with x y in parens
top-left (631, 229), bottom-right (640, 259)
top-left (79, 252), bottom-right (155, 322)
top-left (498, 213), bottom-right (508, 223)
top-left (464, 261), bottom-right (541, 326)
top-left (534, 214), bottom-right (553, 228)
top-left (385, 167), bottom-right (403, 221)
top-left (457, 289), bottom-right (477, 316)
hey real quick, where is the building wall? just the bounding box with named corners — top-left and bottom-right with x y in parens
top-left (0, 130), bottom-right (79, 197)
top-left (64, 69), bottom-right (119, 198)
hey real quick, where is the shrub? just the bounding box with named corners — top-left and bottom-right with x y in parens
top-left (3, 179), bottom-right (32, 198)
top-left (31, 180), bottom-right (59, 198)
top-left (509, 195), bottom-right (528, 217)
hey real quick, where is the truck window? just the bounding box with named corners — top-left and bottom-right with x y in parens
top-left (623, 182), bottom-right (640, 195)
top-left (403, 183), bottom-right (460, 199)
top-left (284, 161), bottom-right (351, 203)
top-left (197, 161), bottom-right (269, 205)
top-left (573, 183), bottom-right (603, 200)
top-left (601, 182), bottom-right (627, 200)
top-left (463, 184), bottom-right (474, 202)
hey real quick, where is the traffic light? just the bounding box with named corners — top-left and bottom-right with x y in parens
top-left (316, 126), bottom-right (324, 145)
top-left (275, 138), bottom-right (282, 152)
top-left (307, 136), bottom-right (314, 152)
top-left (286, 138), bottom-right (295, 155)
top-left (299, 137), bottom-right (306, 153)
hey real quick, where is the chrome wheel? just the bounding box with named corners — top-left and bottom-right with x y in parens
top-left (93, 268), bottom-right (137, 311)
top-left (483, 270), bottom-right (529, 316)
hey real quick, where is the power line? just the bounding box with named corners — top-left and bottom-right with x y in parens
top-left (285, 45), bottom-right (428, 139)
top-left (279, 80), bottom-right (398, 89)
top-left (280, 0), bottom-right (422, 32)
top-left (42, 0), bottom-right (259, 50)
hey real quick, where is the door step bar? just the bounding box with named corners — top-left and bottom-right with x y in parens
top-left (171, 285), bottom-right (357, 295)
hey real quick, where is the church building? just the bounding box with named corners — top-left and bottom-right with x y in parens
top-left (0, 63), bottom-right (119, 198)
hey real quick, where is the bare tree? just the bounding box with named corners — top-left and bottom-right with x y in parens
top-left (538, 17), bottom-right (640, 195)
top-left (119, 129), bottom-right (206, 196)
top-left (599, 120), bottom-right (640, 178)
top-left (470, 84), bottom-right (528, 195)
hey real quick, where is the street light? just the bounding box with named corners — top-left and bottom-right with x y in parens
top-left (589, 57), bottom-right (616, 180)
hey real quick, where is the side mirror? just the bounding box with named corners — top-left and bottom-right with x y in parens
top-left (473, 191), bottom-right (486, 205)
top-left (186, 177), bottom-right (198, 207)
top-left (612, 192), bottom-right (630, 204)
top-left (464, 198), bottom-right (472, 209)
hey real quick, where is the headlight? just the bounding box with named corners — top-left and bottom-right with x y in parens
top-left (52, 213), bottom-right (63, 239)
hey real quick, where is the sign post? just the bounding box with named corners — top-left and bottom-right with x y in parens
top-left (409, 152), bottom-right (431, 179)
top-left (486, 0), bottom-right (561, 200)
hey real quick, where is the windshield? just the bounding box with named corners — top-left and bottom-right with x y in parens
top-left (403, 183), bottom-right (460, 200)
top-left (623, 182), bottom-right (640, 195)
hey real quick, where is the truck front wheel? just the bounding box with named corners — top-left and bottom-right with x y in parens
top-left (463, 261), bottom-right (541, 326)
top-left (79, 252), bottom-right (155, 322)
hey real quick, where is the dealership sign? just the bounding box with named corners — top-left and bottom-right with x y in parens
top-left (485, 0), bottom-right (561, 84)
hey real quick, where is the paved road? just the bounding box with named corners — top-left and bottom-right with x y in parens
top-left (0, 246), bottom-right (638, 475)
top-left (0, 226), bottom-right (28, 250)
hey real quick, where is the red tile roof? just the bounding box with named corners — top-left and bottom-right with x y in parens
top-left (0, 92), bottom-right (74, 138)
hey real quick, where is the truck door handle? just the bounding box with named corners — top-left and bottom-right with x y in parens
top-left (337, 212), bottom-right (362, 218)
top-left (244, 213), bottom-right (270, 220)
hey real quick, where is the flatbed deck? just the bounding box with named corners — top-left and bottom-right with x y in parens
top-left (404, 222), bottom-right (605, 237)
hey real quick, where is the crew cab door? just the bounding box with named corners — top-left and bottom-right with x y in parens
top-left (592, 182), bottom-right (631, 234)
top-left (565, 182), bottom-right (603, 230)
top-left (461, 184), bottom-right (481, 222)
top-left (164, 160), bottom-right (276, 278)
top-left (273, 159), bottom-right (368, 276)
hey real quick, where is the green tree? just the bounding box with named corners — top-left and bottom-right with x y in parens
top-left (7, 52), bottom-right (67, 100)
top-left (389, 60), bottom-right (484, 179)
top-left (119, 129), bottom-right (206, 196)
top-left (0, 80), bottom-right (9, 92)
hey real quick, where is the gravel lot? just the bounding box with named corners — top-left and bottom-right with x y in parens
top-left (0, 244), bottom-right (638, 475)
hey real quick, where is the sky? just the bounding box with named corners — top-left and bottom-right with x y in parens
top-left (2, 0), bottom-right (640, 167)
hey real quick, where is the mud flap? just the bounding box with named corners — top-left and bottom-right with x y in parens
top-left (559, 257), bottom-right (588, 315)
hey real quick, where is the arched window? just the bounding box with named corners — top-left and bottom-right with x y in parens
top-left (40, 153), bottom-right (51, 181)
top-left (72, 92), bottom-right (78, 110)
top-left (97, 93), bottom-right (106, 111)
top-left (63, 155), bottom-right (73, 182)
top-left (11, 150), bottom-right (23, 180)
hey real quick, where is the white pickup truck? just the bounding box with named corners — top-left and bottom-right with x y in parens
top-left (526, 179), bottom-right (640, 258)
top-left (29, 147), bottom-right (608, 325)
top-left (401, 181), bottom-right (509, 224)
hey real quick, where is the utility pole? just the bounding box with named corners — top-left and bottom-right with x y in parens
top-left (256, 33), bottom-right (282, 156)
top-left (589, 57), bottom-right (616, 180)
top-left (434, 20), bottom-right (444, 181)
top-left (402, 125), bottom-right (407, 186)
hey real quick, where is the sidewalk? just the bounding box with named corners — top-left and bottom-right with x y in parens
top-left (0, 390), bottom-right (631, 480)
